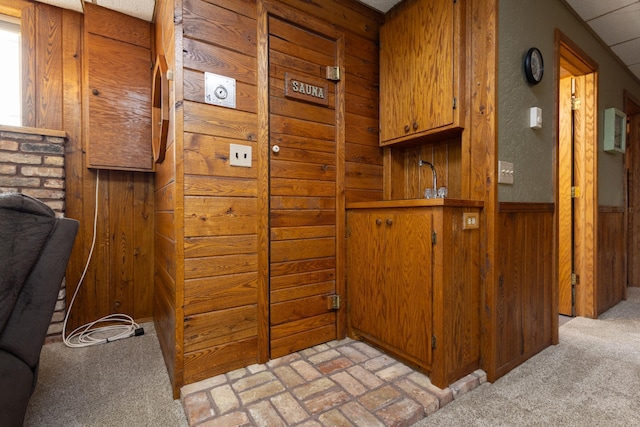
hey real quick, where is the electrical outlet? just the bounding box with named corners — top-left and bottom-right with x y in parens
top-left (463, 212), bottom-right (479, 230)
top-left (498, 161), bottom-right (514, 184)
top-left (229, 144), bottom-right (252, 167)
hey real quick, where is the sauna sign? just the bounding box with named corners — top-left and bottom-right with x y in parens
top-left (285, 73), bottom-right (329, 106)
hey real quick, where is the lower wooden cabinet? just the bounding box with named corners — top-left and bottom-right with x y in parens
top-left (346, 199), bottom-right (482, 388)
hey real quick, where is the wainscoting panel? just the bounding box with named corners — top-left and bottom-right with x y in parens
top-left (597, 206), bottom-right (626, 315)
top-left (496, 202), bottom-right (554, 376)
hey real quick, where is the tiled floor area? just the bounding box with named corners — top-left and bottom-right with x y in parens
top-left (180, 337), bottom-right (485, 426)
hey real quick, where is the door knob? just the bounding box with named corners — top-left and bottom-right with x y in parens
top-left (272, 145), bottom-right (280, 153)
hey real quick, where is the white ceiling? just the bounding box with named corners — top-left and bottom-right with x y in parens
top-left (33, 0), bottom-right (640, 81)
top-left (564, 0), bottom-right (640, 80)
top-left (36, 0), bottom-right (156, 22)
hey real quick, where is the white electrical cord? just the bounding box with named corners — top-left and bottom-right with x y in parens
top-left (62, 169), bottom-right (142, 348)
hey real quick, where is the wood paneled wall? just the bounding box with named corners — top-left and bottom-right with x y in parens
top-left (3, 0), bottom-right (155, 331)
top-left (496, 203), bottom-right (554, 377)
top-left (385, 138), bottom-right (462, 200)
top-left (597, 206), bottom-right (626, 315)
top-left (153, 0), bottom-right (181, 391)
top-left (153, 0), bottom-right (384, 394)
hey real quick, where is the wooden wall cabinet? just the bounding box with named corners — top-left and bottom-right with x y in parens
top-left (347, 199), bottom-right (481, 388)
top-left (84, 4), bottom-right (153, 171)
top-left (379, 0), bottom-right (464, 146)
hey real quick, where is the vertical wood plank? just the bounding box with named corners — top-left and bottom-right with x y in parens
top-left (61, 9), bottom-right (84, 329)
top-left (109, 171), bottom-right (135, 315)
top-left (21, 3), bottom-right (36, 127)
top-left (134, 172), bottom-right (155, 319)
top-left (256, 0), bottom-right (270, 363)
top-left (35, 4), bottom-right (63, 130)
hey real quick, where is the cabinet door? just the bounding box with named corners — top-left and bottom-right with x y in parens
top-left (384, 211), bottom-right (432, 364)
top-left (379, 0), bottom-right (460, 146)
top-left (412, 0), bottom-right (455, 134)
top-left (347, 210), bottom-right (433, 366)
top-left (379, 7), bottom-right (414, 143)
top-left (85, 5), bottom-right (152, 171)
top-left (347, 211), bottom-right (385, 341)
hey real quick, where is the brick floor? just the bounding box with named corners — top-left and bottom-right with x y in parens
top-left (181, 338), bottom-right (486, 427)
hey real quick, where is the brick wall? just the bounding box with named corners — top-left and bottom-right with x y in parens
top-left (0, 126), bottom-right (68, 343)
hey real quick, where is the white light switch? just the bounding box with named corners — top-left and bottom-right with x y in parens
top-left (230, 144), bottom-right (252, 167)
top-left (498, 161), bottom-right (514, 184)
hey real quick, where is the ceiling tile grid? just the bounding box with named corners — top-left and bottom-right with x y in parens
top-left (565, 0), bottom-right (640, 80)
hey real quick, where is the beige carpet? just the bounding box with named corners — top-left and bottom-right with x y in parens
top-left (24, 289), bottom-right (640, 426)
top-left (412, 287), bottom-right (640, 426)
top-left (24, 322), bottom-right (187, 427)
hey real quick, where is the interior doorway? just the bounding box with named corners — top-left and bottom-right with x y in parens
top-left (556, 31), bottom-right (598, 318)
top-left (625, 92), bottom-right (640, 289)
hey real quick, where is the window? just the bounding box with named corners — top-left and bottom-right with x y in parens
top-left (0, 17), bottom-right (21, 126)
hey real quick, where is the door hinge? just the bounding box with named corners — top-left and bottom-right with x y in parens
top-left (571, 273), bottom-right (579, 285)
top-left (431, 231), bottom-right (437, 245)
top-left (453, 97), bottom-right (457, 110)
top-left (571, 186), bottom-right (581, 198)
top-left (572, 97), bottom-right (581, 110)
top-left (328, 294), bottom-right (341, 310)
top-left (431, 335), bottom-right (437, 349)
top-left (326, 66), bottom-right (341, 81)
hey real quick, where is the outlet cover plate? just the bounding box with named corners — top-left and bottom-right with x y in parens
top-left (463, 212), bottom-right (479, 229)
top-left (230, 143), bottom-right (252, 167)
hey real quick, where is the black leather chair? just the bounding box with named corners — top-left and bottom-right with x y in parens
top-left (0, 193), bottom-right (78, 427)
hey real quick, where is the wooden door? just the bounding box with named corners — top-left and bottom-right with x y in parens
top-left (558, 76), bottom-right (574, 316)
top-left (556, 32), bottom-right (598, 318)
top-left (627, 100), bottom-right (640, 287)
top-left (268, 16), bottom-right (339, 358)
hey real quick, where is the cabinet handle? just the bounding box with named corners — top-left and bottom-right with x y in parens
top-left (376, 218), bottom-right (382, 226)
top-left (386, 218), bottom-right (393, 226)
top-left (92, 88), bottom-right (100, 96)
top-left (404, 124), bottom-right (410, 133)
top-left (413, 121), bottom-right (419, 130)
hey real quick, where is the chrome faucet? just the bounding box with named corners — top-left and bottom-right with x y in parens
top-left (419, 159), bottom-right (437, 194)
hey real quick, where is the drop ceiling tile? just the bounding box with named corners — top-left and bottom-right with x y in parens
top-left (611, 38), bottom-right (640, 66)
top-left (565, 0), bottom-right (636, 21)
top-left (588, 2), bottom-right (640, 45)
top-left (94, 0), bottom-right (155, 21)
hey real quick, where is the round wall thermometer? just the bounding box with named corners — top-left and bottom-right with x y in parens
top-left (524, 47), bottom-right (544, 85)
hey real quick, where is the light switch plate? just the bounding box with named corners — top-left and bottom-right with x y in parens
top-left (498, 161), bottom-right (514, 184)
top-left (230, 144), bottom-right (252, 167)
